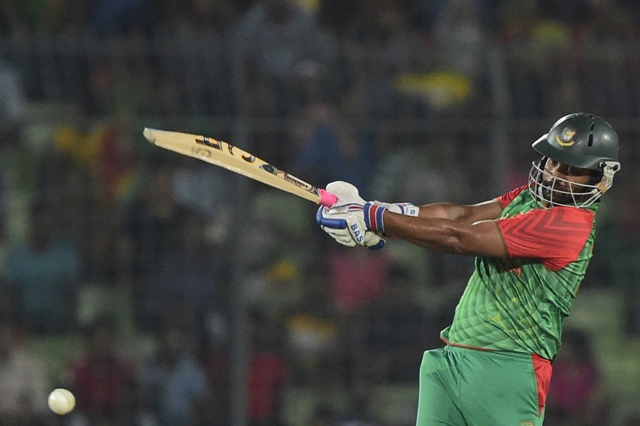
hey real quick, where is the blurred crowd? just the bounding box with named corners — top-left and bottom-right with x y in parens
top-left (0, 0), bottom-right (639, 425)
top-left (0, 0), bottom-right (639, 119)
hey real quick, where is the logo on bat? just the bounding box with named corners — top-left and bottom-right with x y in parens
top-left (260, 164), bottom-right (319, 195)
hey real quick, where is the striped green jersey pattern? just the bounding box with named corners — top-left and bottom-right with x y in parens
top-left (441, 189), bottom-right (598, 360)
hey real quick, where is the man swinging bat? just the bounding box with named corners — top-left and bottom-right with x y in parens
top-left (317, 113), bottom-right (621, 426)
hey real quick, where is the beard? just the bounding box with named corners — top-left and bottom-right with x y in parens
top-left (539, 177), bottom-right (593, 206)
top-left (529, 159), bottom-right (605, 208)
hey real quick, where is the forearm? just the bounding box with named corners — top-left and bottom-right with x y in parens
top-left (316, 180), bottom-right (506, 255)
top-left (417, 202), bottom-right (474, 222)
top-left (382, 212), bottom-right (506, 257)
top-left (384, 213), bottom-right (472, 253)
top-left (417, 199), bottom-right (503, 224)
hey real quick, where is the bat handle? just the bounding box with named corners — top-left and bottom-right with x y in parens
top-left (318, 189), bottom-right (338, 207)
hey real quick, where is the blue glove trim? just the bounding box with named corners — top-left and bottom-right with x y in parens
top-left (316, 207), bottom-right (348, 229)
top-left (368, 238), bottom-right (386, 250)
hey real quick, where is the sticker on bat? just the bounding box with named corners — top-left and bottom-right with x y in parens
top-left (227, 144), bottom-right (256, 162)
top-left (259, 164), bottom-right (319, 195)
top-left (195, 137), bottom-right (222, 151)
top-left (284, 174), bottom-right (319, 195)
top-left (196, 137), bottom-right (256, 162)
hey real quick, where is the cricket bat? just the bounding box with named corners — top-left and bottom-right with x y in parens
top-left (143, 128), bottom-right (338, 207)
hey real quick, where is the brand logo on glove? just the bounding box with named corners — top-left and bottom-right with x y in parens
top-left (350, 223), bottom-right (364, 243)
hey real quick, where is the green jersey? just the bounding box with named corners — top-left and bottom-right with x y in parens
top-left (441, 185), bottom-right (598, 360)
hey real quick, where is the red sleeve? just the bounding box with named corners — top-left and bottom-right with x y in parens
top-left (497, 185), bottom-right (528, 209)
top-left (496, 207), bottom-right (595, 271)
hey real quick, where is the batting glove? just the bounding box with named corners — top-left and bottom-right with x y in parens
top-left (316, 181), bottom-right (386, 249)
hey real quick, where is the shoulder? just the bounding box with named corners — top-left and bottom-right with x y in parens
top-left (551, 205), bottom-right (596, 218)
top-left (499, 206), bottom-right (595, 231)
top-left (496, 185), bottom-right (529, 209)
top-left (533, 206), bottom-right (596, 227)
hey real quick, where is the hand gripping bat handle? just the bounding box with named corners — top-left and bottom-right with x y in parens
top-left (318, 189), bottom-right (338, 207)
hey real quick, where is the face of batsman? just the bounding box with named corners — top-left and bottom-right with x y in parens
top-left (530, 158), bottom-right (601, 207)
top-left (528, 112), bottom-right (621, 208)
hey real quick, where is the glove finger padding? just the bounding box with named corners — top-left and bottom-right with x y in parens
top-left (317, 206), bottom-right (357, 247)
top-left (317, 206), bottom-right (385, 249)
top-left (345, 214), bottom-right (367, 245)
top-left (364, 231), bottom-right (386, 250)
top-left (317, 206), bottom-right (347, 228)
top-left (321, 226), bottom-right (356, 247)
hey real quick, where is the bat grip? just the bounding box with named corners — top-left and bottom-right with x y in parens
top-left (318, 189), bottom-right (338, 207)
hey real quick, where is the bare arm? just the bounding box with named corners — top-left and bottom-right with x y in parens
top-left (383, 199), bottom-right (508, 257)
top-left (416, 199), bottom-right (504, 224)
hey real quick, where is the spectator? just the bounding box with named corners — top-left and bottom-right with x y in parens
top-left (0, 56), bottom-right (25, 143)
top-left (0, 0), bottom-right (89, 37)
top-left (0, 279), bottom-right (18, 320)
top-left (369, 136), bottom-right (472, 205)
top-left (292, 103), bottom-right (377, 194)
top-left (122, 163), bottom-right (191, 330)
top-left (345, 0), bottom-right (425, 121)
top-left (171, 157), bottom-right (234, 220)
top-left (622, 411), bottom-right (640, 426)
top-left (310, 404), bottom-right (338, 426)
top-left (89, 0), bottom-right (154, 37)
top-left (345, 0), bottom-right (415, 47)
top-left (152, 0), bottom-right (241, 116)
top-left (571, 0), bottom-right (638, 117)
top-left (496, 0), bottom-right (572, 117)
top-left (432, 0), bottom-right (486, 79)
top-left (328, 245), bottom-right (391, 315)
top-left (316, 0), bottom-right (358, 38)
top-left (386, 0), bottom-right (487, 115)
top-left (202, 321), bottom-right (232, 425)
top-left (284, 268), bottom-right (342, 386)
top-left (140, 211), bottom-right (227, 332)
top-left (0, 54), bottom-right (28, 252)
top-left (65, 314), bottom-right (137, 425)
top-left (3, 198), bottom-right (80, 335)
top-left (231, 0), bottom-right (337, 117)
top-left (138, 324), bottom-right (211, 426)
top-left (335, 394), bottom-right (377, 426)
top-left (247, 309), bottom-right (288, 426)
top-left (350, 264), bottom-right (433, 386)
top-left (545, 328), bottom-right (611, 426)
top-left (0, 317), bottom-right (49, 425)
top-left (574, 0), bottom-right (639, 44)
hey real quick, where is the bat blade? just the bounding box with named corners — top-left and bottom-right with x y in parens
top-left (143, 128), bottom-right (337, 206)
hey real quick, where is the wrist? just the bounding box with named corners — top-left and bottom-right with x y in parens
top-left (363, 201), bottom-right (419, 233)
top-left (363, 202), bottom-right (386, 233)
top-left (388, 202), bottom-right (420, 217)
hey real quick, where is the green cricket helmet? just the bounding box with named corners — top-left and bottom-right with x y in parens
top-left (528, 113), bottom-right (621, 208)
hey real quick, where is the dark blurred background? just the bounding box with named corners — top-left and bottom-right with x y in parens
top-left (0, 0), bottom-right (639, 425)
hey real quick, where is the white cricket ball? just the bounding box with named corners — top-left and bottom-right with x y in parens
top-left (47, 388), bottom-right (76, 415)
